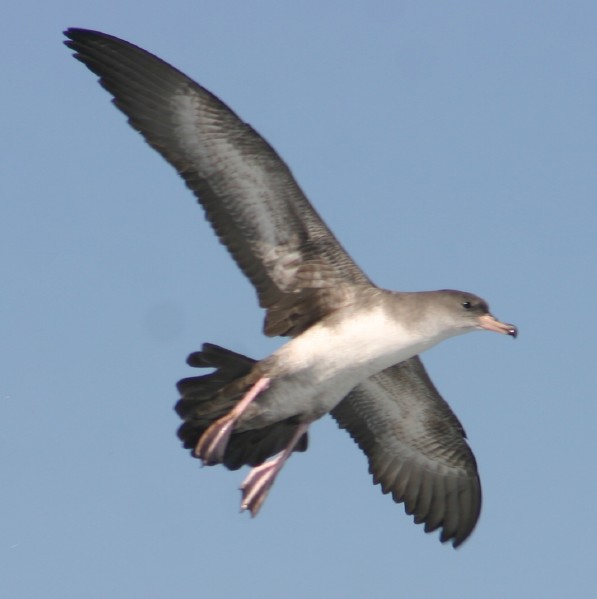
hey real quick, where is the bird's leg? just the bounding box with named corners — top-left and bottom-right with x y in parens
top-left (195, 376), bottom-right (271, 465)
top-left (240, 422), bottom-right (309, 517)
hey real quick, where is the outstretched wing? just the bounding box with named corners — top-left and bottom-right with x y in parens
top-left (64, 28), bottom-right (371, 337)
top-left (331, 357), bottom-right (481, 548)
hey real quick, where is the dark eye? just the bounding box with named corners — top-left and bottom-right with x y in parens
top-left (462, 301), bottom-right (472, 310)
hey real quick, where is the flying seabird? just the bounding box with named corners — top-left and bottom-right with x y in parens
top-left (64, 28), bottom-right (517, 548)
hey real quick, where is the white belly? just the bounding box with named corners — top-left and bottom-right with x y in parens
top-left (238, 304), bottom-right (449, 428)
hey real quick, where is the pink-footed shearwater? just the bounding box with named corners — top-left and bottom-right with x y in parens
top-left (64, 28), bottom-right (517, 547)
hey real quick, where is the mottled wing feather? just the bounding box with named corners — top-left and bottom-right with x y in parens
top-left (331, 356), bottom-right (481, 547)
top-left (64, 28), bottom-right (371, 336)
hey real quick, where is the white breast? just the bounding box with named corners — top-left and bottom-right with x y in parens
top-left (244, 305), bottom-right (447, 425)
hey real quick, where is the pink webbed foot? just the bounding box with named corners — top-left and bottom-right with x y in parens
top-left (240, 458), bottom-right (283, 516)
top-left (195, 376), bottom-right (270, 465)
top-left (194, 411), bottom-right (237, 466)
top-left (240, 423), bottom-right (309, 516)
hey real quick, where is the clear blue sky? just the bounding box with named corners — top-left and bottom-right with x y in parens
top-left (3, 2), bottom-right (596, 598)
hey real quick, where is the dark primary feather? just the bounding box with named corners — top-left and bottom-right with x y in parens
top-left (332, 358), bottom-right (481, 547)
top-left (64, 28), bottom-right (371, 337)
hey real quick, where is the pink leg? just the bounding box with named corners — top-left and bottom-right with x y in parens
top-left (240, 423), bottom-right (309, 517)
top-left (195, 376), bottom-right (271, 465)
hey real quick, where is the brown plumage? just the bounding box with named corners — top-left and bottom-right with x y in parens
top-left (65, 28), bottom-right (517, 547)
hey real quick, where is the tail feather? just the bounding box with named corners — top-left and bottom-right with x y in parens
top-left (175, 343), bottom-right (308, 471)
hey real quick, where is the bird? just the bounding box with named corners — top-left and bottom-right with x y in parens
top-left (64, 28), bottom-right (517, 548)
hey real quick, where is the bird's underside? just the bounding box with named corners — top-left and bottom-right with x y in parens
top-left (64, 28), bottom-right (517, 548)
top-left (176, 343), bottom-right (482, 547)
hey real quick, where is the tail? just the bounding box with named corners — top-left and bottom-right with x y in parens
top-left (175, 343), bottom-right (308, 470)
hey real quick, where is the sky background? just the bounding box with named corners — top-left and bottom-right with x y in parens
top-left (2, 2), bottom-right (596, 598)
